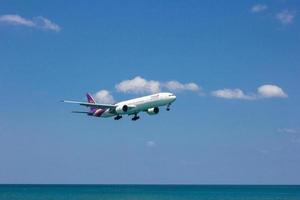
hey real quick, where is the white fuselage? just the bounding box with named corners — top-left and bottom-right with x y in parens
top-left (100, 92), bottom-right (176, 117)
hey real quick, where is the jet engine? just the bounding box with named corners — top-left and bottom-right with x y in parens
top-left (147, 107), bottom-right (159, 115)
top-left (115, 105), bottom-right (128, 114)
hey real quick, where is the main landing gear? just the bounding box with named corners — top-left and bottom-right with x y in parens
top-left (114, 115), bottom-right (122, 120)
top-left (132, 114), bottom-right (140, 121)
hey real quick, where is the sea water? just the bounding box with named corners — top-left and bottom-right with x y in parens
top-left (0, 185), bottom-right (299, 200)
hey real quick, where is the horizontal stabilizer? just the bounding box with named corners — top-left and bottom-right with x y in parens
top-left (71, 111), bottom-right (91, 114)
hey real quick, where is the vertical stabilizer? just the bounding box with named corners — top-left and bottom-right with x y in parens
top-left (86, 93), bottom-right (97, 113)
top-left (86, 93), bottom-right (96, 104)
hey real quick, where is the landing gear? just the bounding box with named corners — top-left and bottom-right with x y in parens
top-left (132, 114), bottom-right (140, 121)
top-left (114, 115), bottom-right (122, 120)
top-left (166, 104), bottom-right (171, 111)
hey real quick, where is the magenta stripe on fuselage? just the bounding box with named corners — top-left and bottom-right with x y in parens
top-left (94, 109), bottom-right (106, 117)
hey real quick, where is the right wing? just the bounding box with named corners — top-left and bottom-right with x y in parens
top-left (62, 100), bottom-right (117, 109)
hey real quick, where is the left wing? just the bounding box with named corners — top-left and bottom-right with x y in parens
top-left (62, 100), bottom-right (116, 109)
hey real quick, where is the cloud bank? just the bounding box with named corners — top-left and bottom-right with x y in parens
top-left (0, 14), bottom-right (60, 32)
top-left (212, 84), bottom-right (287, 100)
top-left (93, 77), bottom-right (287, 103)
top-left (115, 76), bottom-right (200, 94)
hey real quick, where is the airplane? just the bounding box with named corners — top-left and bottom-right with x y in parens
top-left (62, 92), bottom-right (176, 121)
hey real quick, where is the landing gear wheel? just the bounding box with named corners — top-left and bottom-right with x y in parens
top-left (166, 104), bottom-right (171, 111)
top-left (132, 114), bottom-right (140, 121)
top-left (114, 115), bottom-right (122, 120)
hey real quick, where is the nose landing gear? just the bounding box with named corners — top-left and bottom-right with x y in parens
top-left (166, 104), bottom-right (171, 111)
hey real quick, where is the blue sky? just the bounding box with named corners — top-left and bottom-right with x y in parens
top-left (0, 0), bottom-right (299, 184)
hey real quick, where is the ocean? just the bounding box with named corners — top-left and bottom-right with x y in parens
top-left (0, 185), bottom-right (299, 200)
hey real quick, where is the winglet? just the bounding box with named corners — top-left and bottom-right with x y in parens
top-left (86, 93), bottom-right (96, 104)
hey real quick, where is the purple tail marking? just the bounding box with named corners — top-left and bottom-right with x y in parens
top-left (94, 108), bottom-right (106, 117)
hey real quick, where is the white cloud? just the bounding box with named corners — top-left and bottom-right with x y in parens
top-left (277, 128), bottom-right (299, 134)
top-left (146, 141), bottom-right (156, 147)
top-left (0, 14), bottom-right (35, 27)
top-left (0, 14), bottom-right (60, 32)
top-left (115, 76), bottom-right (200, 94)
top-left (212, 84), bottom-right (287, 100)
top-left (34, 16), bottom-right (61, 32)
top-left (276, 10), bottom-right (296, 25)
top-left (277, 128), bottom-right (300, 144)
top-left (259, 149), bottom-right (270, 155)
top-left (211, 89), bottom-right (255, 100)
top-left (257, 84), bottom-right (287, 98)
top-left (94, 90), bottom-right (115, 104)
top-left (251, 4), bottom-right (268, 13)
top-left (164, 81), bottom-right (200, 92)
top-left (116, 76), bottom-right (160, 94)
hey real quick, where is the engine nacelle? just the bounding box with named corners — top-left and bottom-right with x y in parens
top-left (147, 107), bottom-right (159, 115)
top-left (115, 105), bottom-right (128, 114)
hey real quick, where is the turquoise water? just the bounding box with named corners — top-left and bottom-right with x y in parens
top-left (0, 185), bottom-right (299, 200)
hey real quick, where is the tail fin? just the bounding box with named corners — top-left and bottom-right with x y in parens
top-left (86, 93), bottom-right (96, 104)
top-left (86, 93), bottom-right (97, 113)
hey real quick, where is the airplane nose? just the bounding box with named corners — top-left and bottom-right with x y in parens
top-left (171, 95), bottom-right (176, 102)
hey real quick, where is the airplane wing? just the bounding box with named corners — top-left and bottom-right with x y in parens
top-left (62, 100), bottom-right (117, 109)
